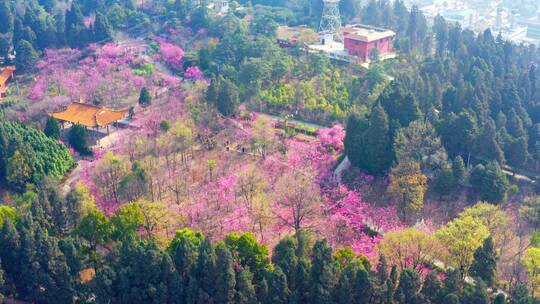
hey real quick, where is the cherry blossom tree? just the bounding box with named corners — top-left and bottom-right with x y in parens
top-left (273, 169), bottom-right (322, 233)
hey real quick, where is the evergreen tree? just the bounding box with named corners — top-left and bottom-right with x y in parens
top-left (379, 81), bottom-right (422, 129)
top-left (309, 240), bottom-right (337, 304)
top-left (355, 267), bottom-right (372, 303)
top-left (272, 237), bottom-right (298, 292)
top-left (191, 237), bottom-right (216, 302)
top-left (6, 144), bottom-right (36, 192)
top-left (93, 12), bottom-right (113, 42)
top-left (256, 277), bottom-right (269, 304)
top-left (235, 267), bottom-right (257, 304)
top-left (32, 225), bottom-right (75, 303)
top-left (337, 263), bottom-right (356, 304)
top-left (0, 218), bottom-right (20, 295)
top-left (422, 271), bottom-right (443, 303)
top-left (474, 120), bottom-right (505, 163)
top-left (452, 156), bottom-right (466, 185)
top-left (268, 267), bottom-right (291, 304)
top-left (0, 259), bottom-right (4, 303)
top-left (345, 105), bottom-right (394, 175)
top-left (215, 243), bottom-right (236, 304)
top-left (511, 283), bottom-right (530, 304)
top-left (444, 269), bottom-right (463, 296)
top-left (217, 79), bottom-right (240, 117)
top-left (386, 265), bottom-right (399, 303)
top-left (463, 279), bottom-right (489, 304)
top-left (439, 111), bottom-right (479, 159)
top-left (44, 117), bottom-right (61, 139)
top-left (139, 87), bottom-right (152, 106)
top-left (470, 161), bottom-right (509, 204)
top-left (376, 254), bottom-right (389, 283)
top-left (68, 124), bottom-right (91, 156)
top-left (493, 293), bottom-right (506, 304)
top-left (442, 293), bottom-right (460, 304)
top-left (507, 110), bottom-right (526, 138)
top-left (0, 36), bottom-right (10, 60)
top-left (65, 3), bottom-right (89, 48)
top-left (505, 136), bottom-right (528, 169)
top-left (206, 77), bottom-right (220, 105)
top-left (433, 166), bottom-right (456, 196)
top-left (191, 4), bottom-right (210, 31)
top-left (293, 258), bottom-right (310, 304)
top-left (15, 39), bottom-right (39, 73)
top-left (0, 0), bottom-right (13, 34)
top-left (469, 236), bottom-right (497, 287)
top-left (168, 229), bottom-right (203, 292)
top-left (95, 240), bottom-right (181, 304)
top-left (394, 268), bottom-right (421, 304)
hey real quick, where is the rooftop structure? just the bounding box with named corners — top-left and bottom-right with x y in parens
top-left (0, 66), bottom-right (15, 99)
top-left (49, 100), bottom-right (129, 129)
top-left (342, 24), bottom-right (396, 43)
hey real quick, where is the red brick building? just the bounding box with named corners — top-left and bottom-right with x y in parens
top-left (342, 25), bottom-right (395, 62)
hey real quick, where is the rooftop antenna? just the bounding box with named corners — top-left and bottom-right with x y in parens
top-left (319, 0), bottom-right (342, 42)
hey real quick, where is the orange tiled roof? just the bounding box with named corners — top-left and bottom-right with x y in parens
top-left (49, 102), bottom-right (129, 128)
top-left (0, 66), bottom-right (15, 86)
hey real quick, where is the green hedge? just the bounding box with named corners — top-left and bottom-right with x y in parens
top-left (0, 121), bottom-right (74, 190)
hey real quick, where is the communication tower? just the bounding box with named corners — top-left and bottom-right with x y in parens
top-left (319, 0), bottom-right (342, 42)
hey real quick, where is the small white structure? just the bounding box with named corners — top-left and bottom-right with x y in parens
top-left (213, 0), bottom-right (229, 14)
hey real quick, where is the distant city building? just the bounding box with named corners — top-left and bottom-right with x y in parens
top-left (440, 9), bottom-right (478, 28)
top-left (526, 21), bottom-right (540, 40)
top-left (342, 24), bottom-right (396, 62)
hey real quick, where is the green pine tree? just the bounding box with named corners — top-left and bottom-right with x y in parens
top-left (193, 237), bottom-right (216, 300)
top-left (268, 267), bottom-right (291, 304)
top-left (394, 268), bottom-right (421, 304)
top-left (345, 105), bottom-right (394, 175)
top-left (93, 12), bottom-right (113, 42)
top-left (68, 124), bottom-right (91, 156)
top-left (309, 240), bottom-right (337, 304)
top-left (15, 39), bottom-right (39, 73)
top-left (452, 156), bottom-right (466, 185)
top-left (139, 87), bottom-right (152, 106)
top-left (469, 236), bottom-right (497, 287)
top-left (421, 271), bottom-right (443, 304)
top-left (217, 79), bottom-right (240, 117)
top-left (470, 161), bottom-right (509, 204)
top-left (0, 0), bottom-right (13, 34)
top-left (215, 243), bottom-right (236, 304)
top-left (44, 116), bottom-right (61, 140)
top-left (235, 266), bottom-right (257, 304)
top-left (272, 237), bottom-right (298, 292)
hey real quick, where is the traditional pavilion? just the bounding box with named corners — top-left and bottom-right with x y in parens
top-left (48, 99), bottom-right (129, 134)
top-left (0, 66), bottom-right (16, 99)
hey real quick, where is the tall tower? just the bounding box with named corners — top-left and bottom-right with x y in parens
top-left (319, 0), bottom-right (342, 42)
